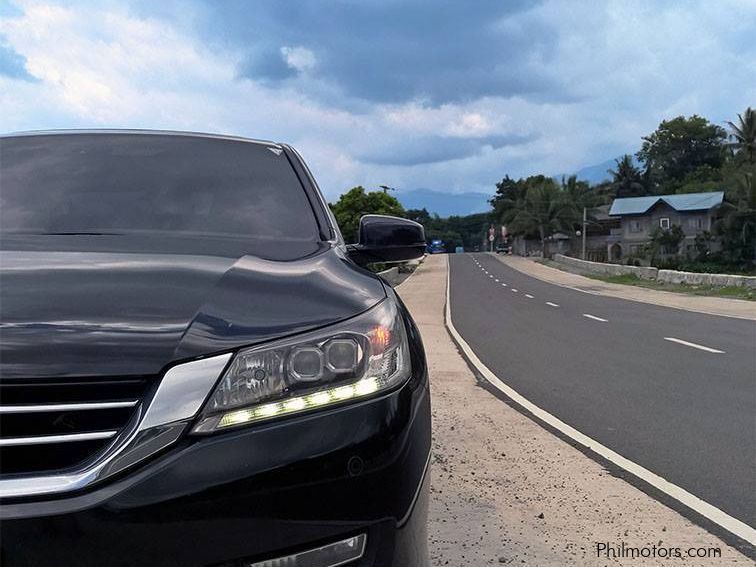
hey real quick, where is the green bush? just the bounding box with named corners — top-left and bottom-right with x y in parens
top-left (653, 255), bottom-right (754, 275)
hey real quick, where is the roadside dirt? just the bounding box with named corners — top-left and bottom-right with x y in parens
top-left (397, 255), bottom-right (753, 566)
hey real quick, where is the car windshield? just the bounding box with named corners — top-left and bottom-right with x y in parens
top-left (0, 133), bottom-right (320, 241)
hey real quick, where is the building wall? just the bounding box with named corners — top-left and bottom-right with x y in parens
top-left (614, 204), bottom-right (717, 258)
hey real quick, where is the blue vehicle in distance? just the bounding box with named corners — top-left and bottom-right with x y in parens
top-left (428, 239), bottom-right (446, 254)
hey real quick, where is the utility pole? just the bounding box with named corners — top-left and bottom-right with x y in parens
top-left (378, 185), bottom-right (395, 195)
top-left (581, 207), bottom-right (587, 260)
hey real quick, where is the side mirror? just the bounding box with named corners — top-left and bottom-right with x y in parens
top-left (347, 215), bottom-right (426, 267)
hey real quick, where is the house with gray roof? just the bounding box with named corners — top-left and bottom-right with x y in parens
top-left (606, 191), bottom-right (724, 262)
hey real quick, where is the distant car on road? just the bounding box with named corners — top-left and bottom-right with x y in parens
top-left (428, 239), bottom-right (446, 254)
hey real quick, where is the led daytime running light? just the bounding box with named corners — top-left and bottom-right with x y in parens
top-left (217, 377), bottom-right (380, 428)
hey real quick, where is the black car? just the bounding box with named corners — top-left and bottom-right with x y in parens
top-left (0, 131), bottom-right (431, 567)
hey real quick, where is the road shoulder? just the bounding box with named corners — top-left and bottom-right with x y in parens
top-left (397, 254), bottom-right (753, 566)
top-left (492, 254), bottom-right (756, 320)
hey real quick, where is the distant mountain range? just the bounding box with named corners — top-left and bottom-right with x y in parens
top-left (562, 158), bottom-right (617, 185)
top-left (556, 155), bottom-right (641, 185)
top-left (395, 188), bottom-right (492, 218)
top-left (394, 156), bottom-right (637, 218)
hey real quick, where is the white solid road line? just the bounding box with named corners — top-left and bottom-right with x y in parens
top-left (546, 302), bottom-right (559, 307)
top-left (664, 337), bottom-right (725, 354)
top-left (525, 294), bottom-right (534, 299)
top-left (583, 313), bottom-right (608, 322)
top-left (443, 257), bottom-right (756, 545)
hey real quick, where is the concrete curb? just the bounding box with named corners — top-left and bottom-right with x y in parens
top-left (553, 254), bottom-right (756, 288)
top-left (657, 269), bottom-right (756, 288)
top-left (554, 254), bottom-right (658, 279)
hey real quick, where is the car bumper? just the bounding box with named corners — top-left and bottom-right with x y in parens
top-left (0, 365), bottom-right (431, 567)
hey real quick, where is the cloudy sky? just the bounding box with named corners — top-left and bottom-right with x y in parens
top-left (1, 0), bottom-right (755, 200)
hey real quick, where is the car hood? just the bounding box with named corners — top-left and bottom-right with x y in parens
top-left (0, 237), bottom-right (385, 379)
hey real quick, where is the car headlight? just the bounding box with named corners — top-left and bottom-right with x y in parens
top-left (192, 298), bottom-right (410, 433)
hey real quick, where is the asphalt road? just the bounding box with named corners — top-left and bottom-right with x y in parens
top-left (449, 253), bottom-right (756, 528)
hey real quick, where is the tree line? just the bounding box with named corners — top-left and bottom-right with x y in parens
top-left (330, 107), bottom-right (754, 272)
top-left (489, 108), bottom-right (754, 272)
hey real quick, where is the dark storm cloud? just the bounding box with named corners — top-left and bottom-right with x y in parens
top-left (237, 46), bottom-right (297, 82)
top-left (145, 0), bottom-right (560, 105)
top-left (358, 133), bottom-right (535, 166)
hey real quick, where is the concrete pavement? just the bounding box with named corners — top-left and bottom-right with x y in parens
top-left (396, 255), bottom-right (753, 566)
top-left (495, 254), bottom-right (756, 320)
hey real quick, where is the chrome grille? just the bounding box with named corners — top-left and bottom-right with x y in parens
top-left (0, 377), bottom-right (152, 476)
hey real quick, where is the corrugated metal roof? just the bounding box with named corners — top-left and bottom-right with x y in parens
top-left (609, 191), bottom-right (724, 216)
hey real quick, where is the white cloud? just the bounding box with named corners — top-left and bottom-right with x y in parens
top-left (280, 46), bottom-right (316, 73)
top-left (2, 2), bottom-right (230, 123)
top-left (447, 113), bottom-right (491, 137)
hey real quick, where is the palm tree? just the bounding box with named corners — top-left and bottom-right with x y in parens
top-left (506, 179), bottom-right (572, 258)
top-left (561, 175), bottom-right (598, 220)
top-left (608, 154), bottom-right (646, 198)
top-left (727, 107), bottom-right (756, 163)
top-left (713, 170), bottom-right (756, 267)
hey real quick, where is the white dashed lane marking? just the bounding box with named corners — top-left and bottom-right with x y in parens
top-left (664, 337), bottom-right (725, 354)
top-left (475, 258), bottom-right (566, 312)
top-left (583, 313), bottom-right (608, 322)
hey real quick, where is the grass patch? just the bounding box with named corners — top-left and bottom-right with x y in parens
top-left (597, 274), bottom-right (647, 285)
